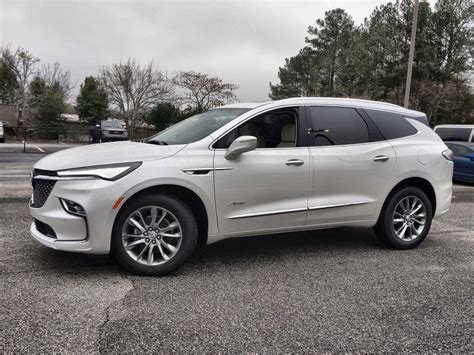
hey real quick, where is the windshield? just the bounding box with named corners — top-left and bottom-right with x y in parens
top-left (102, 120), bottom-right (123, 129)
top-left (146, 108), bottom-right (250, 145)
top-left (435, 127), bottom-right (472, 142)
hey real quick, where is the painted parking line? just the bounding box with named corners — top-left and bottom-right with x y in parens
top-left (35, 146), bottom-right (46, 153)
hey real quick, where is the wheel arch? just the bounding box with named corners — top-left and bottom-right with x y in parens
top-left (381, 177), bottom-right (437, 218)
top-left (117, 184), bottom-right (210, 245)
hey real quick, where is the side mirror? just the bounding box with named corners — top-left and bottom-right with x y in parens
top-left (225, 136), bottom-right (257, 160)
top-left (465, 153), bottom-right (474, 161)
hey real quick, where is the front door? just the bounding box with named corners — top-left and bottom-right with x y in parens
top-left (213, 107), bottom-right (310, 236)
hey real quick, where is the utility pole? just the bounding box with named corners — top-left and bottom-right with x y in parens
top-left (404, 0), bottom-right (420, 108)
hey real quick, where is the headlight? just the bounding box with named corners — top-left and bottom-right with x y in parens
top-left (57, 162), bottom-right (141, 181)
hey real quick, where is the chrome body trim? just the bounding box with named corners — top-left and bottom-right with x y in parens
top-left (33, 175), bottom-right (97, 181)
top-left (228, 207), bottom-right (307, 219)
top-left (181, 167), bottom-right (233, 175)
top-left (308, 201), bottom-right (371, 211)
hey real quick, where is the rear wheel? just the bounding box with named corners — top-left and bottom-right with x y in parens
top-left (376, 186), bottom-right (432, 249)
top-left (111, 194), bottom-right (198, 276)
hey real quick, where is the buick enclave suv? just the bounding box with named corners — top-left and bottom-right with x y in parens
top-left (29, 98), bottom-right (453, 275)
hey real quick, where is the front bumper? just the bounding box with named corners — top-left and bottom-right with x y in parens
top-left (102, 131), bottom-right (128, 140)
top-left (30, 178), bottom-right (126, 254)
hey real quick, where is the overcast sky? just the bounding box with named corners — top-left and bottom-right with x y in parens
top-left (1, 0), bottom-right (391, 103)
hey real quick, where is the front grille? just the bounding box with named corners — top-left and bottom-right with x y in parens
top-left (34, 218), bottom-right (57, 239)
top-left (31, 169), bottom-right (58, 208)
top-left (33, 169), bottom-right (58, 177)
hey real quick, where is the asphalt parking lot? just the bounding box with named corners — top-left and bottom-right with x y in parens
top-left (1, 147), bottom-right (473, 352)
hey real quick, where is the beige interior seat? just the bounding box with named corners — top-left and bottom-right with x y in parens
top-left (277, 124), bottom-right (296, 147)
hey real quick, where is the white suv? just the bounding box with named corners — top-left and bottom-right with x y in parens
top-left (29, 98), bottom-right (453, 275)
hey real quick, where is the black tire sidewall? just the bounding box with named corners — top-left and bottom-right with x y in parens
top-left (380, 186), bottom-right (433, 249)
top-left (111, 194), bottom-right (198, 276)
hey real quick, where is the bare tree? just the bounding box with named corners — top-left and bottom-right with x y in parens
top-left (100, 58), bottom-right (174, 132)
top-left (37, 62), bottom-right (74, 100)
top-left (173, 71), bottom-right (238, 112)
top-left (1, 46), bottom-right (39, 126)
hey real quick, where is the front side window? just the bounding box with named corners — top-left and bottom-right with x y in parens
top-left (146, 108), bottom-right (250, 145)
top-left (214, 108), bottom-right (298, 149)
top-left (307, 107), bottom-right (370, 146)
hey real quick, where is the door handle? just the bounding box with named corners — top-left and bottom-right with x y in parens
top-left (373, 155), bottom-right (389, 162)
top-left (286, 159), bottom-right (304, 166)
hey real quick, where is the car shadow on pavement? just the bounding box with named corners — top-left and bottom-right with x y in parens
top-left (185, 227), bottom-right (382, 272)
top-left (28, 227), bottom-right (381, 276)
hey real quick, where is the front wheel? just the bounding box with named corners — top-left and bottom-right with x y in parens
top-left (376, 186), bottom-right (433, 249)
top-left (111, 194), bottom-right (198, 276)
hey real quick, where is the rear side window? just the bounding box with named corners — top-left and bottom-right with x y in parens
top-left (307, 107), bottom-right (369, 146)
top-left (365, 109), bottom-right (418, 140)
top-left (435, 127), bottom-right (472, 142)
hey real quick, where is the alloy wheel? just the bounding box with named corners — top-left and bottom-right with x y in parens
top-left (121, 206), bottom-right (183, 266)
top-left (392, 196), bottom-right (427, 241)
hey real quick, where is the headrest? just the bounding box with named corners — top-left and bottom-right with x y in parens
top-left (281, 124), bottom-right (295, 142)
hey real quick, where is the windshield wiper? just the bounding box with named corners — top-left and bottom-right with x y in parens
top-left (143, 140), bottom-right (168, 145)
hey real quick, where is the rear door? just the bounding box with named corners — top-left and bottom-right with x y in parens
top-left (305, 106), bottom-right (396, 226)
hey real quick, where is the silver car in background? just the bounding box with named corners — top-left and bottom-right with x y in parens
top-left (29, 98), bottom-right (453, 275)
top-left (90, 120), bottom-right (128, 143)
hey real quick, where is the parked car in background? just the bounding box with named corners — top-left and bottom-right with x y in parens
top-left (90, 120), bottom-right (128, 143)
top-left (434, 124), bottom-right (474, 143)
top-left (0, 121), bottom-right (4, 143)
top-left (29, 98), bottom-right (453, 276)
top-left (444, 142), bottom-right (474, 183)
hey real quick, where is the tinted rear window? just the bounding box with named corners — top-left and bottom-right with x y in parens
top-left (365, 109), bottom-right (418, 140)
top-left (435, 127), bottom-right (472, 142)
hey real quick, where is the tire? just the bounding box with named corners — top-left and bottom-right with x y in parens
top-left (111, 194), bottom-right (198, 276)
top-left (376, 186), bottom-right (433, 249)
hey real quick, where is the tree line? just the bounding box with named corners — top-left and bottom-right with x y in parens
top-left (1, 0), bottom-right (472, 136)
top-left (270, 0), bottom-right (473, 124)
top-left (0, 48), bottom-right (239, 135)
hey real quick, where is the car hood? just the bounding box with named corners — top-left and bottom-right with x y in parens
top-left (34, 141), bottom-right (186, 171)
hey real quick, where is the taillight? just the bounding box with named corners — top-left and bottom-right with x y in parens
top-left (442, 149), bottom-right (453, 161)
